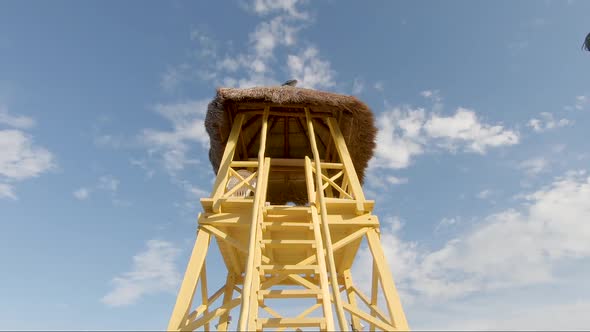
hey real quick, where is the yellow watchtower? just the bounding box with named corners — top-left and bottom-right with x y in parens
top-left (167, 86), bottom-right (409, 331)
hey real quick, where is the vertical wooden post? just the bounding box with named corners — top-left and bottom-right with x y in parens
top-left (305, 108), bottom-right (349, 331)
top-left (247, 157), bottom-right (271, 331)
top-left (167, 230), bottom-right (211, 331)
top-left (199, 262), bottom-right (209, 331)
top-left (370, 260), bottom-right (379, 332)
top-left (326, 117), bottom-right (366, 214)
top-left (217, 274), bottom-right (236, 331)
top-left (211, 114), bottom-right (245, 213)
top-left (343, 269), bottom-right (361, 331)
top-left (366, 229), bottom-right (409, 330)
top-left (238, 107), bottom-right (269, 331)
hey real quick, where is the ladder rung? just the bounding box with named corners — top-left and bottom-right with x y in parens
top-left (260, 239), bottom-right (316, 248)
top-left (259, 265), bottom-right (319, 275)
top-left (262, 221), bottom-right (313, 230)
top-left (259, 289), bottom-right (322, 299)
top-left (257, 317), bottom-right (326, 329)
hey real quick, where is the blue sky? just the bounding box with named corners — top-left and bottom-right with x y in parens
top-left (1, 0), bottom-right (589, 329)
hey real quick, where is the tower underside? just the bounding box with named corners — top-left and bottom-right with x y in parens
top-left (167, 95), bottom-right (409, 331)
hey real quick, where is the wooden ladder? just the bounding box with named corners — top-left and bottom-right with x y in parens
top-left (250, 206), bottom-right (335, 331)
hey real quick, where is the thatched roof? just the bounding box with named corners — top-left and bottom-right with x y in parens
top-left (205, 86), bottom-right (376, 204)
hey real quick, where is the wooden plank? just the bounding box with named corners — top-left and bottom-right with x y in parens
top-left (185, 284), bottom-right (225, 323)
top-left (259, 289), bottom-right (321, 299)
top-left (259, 264), bottom-right (319, 274)
top-left (211, 113), bottom-right (245, 213)
top-left (326, 117), bottom-right (366, 215)
top-left (304, 157), bottom-right (316, 204)
top-left (276, 303), bottom-right (322, 332)
top-left (184, 298), bottom-right (242, 331)
top-left (341, 302), bottom-right (396, 332)
top-left (366, 229), bottom-right (409, 330)
top-left (350, 285), bottom-right (391, 324)
top-left (370, 260), bottom-right (379, 332)
top-left (306, 108), bottom-right (348, 332)
top-left (237, 107), bottom-right (269, 332)
top-left (217, 272), bottom-right (236, 331)
top-left (343, 270), bottom-right (361, 331)
top-left (260, 239), bottom-right (316, 248)
top-left (167, 230), bottom-right (211, 331)
top-left (200, 225), bottom-right (270, 264)
top-left (258, 318), bottom-right (325, 328)
top-left (309, 206), bottom-right (335, 331)
top-left (199, 262), bottom-right (210, 331)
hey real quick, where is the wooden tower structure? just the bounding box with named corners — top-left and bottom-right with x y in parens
top-left (167, 86), bottom-right (409, 331)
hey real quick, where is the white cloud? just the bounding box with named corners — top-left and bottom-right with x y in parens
top-left (352, 78), bottom-right (364, 95)
top-left (141, 100), bottom-right (209, 173)
top-left (98, 175), bottom-right (119, 192)
top-left (356, 170), bottom-right (590, 303)
top-left (287, 46), bottom-right (335, 89)
top-left (0, 183), bottom-right (17, 200)
top-left (420, 89), bottom-right (441, 102)
top-left (371, 105), bottom-right (519, 170)
top-left (161, 63), bottom-right (192, 92)
top-left (73, 188), bottom-right (90, 200)
top-left (438, 300), bottom-right (590, 330)
top-left (519, 157), bottom-right (549, 176)
top-left (424, 108), bottom-right (519, 153)
top-left (250, 0), bottom-right (308, 19)
top-left (374, 81), bottom-right (384, 92)
top-left (102, 240), bottom-right (181, 307)
top-left (574, 95), bottom-right (587, 110)
top-left (0, 129), bottom-right (54, 180)
top-left (386, 176), bottom-right (408, 185)
top-left (436, 217), bottom-right (459, 231)
top-left (372, 106), bottom-right (426, 169)
top-left (0, 106), bottom-right (35, 129)
top-left (527, 112), bottom-right (572, 132)
top-left (251, 15), bottom-right (299, 59)
top-left (477, 189), bottom-right (492, 199)
top-left (564, 94), bottom-right (588, 111)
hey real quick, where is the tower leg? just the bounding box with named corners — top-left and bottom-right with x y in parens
top-left (216, 274), bottom-right (236, 331)
top-left (167, 229), bottom-right (211, 331)
top-left (366, 229), bottom-right (409, 330)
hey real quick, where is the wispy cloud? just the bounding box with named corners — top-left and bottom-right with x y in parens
top-left (356, 170), bottom-right (590, 303)
top-left (0, 106), bottom-right (55, 200)
top-left (0, 182), bottom-right (17, 200)
top-left (477, 189), bottom-right (493, 199)
top-left (102, 240), bottom-right (181, 307)
top-left (371, 102), bottom-right (519, 170)
top-left (0, 106), bottom-right (35, 129)
top-left (73, 188), bottom-right (90, 200)
top-left (140, 100), bottom-right (209, 173)
top-left (564, 94), bottom-right (588, 111)
top-left (527, 112), bottom-right (572, 132)
top-left (352, 78), bottom-right (364, 95)
top-left (0, 129), bottom-right (54, 181)
top-left (287, 46), bottom-right (335, 89)
top-left (519, 157), bottom-right (549, 176)
top-left (73, 175), bottom-right (122, 202)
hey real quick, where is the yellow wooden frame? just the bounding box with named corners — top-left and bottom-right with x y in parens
top-left (167, 108), bottom-right (410, 331)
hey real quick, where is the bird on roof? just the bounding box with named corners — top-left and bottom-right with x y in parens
top-left (282, 79), bottom-right (298, 87)
top-left (583, 32), bottom-right (590, 52)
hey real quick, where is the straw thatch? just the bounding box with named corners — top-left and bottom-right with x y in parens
top-left (205, 86), bottom-right (376, 204)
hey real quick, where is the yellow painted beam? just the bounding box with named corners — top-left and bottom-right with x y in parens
top-left (167, 230), bottom-right (211, 331)
top-left (366, 229), bottom-right (410, 330)
top-left (306, 108), bottom-right (348, 331)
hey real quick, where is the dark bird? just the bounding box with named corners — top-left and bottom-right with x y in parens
top-left (583, 32), bottom-right (590, 52)
top-left (282, 79), bottom-right (298, 87)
